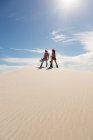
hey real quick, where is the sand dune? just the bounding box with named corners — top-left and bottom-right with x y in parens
top-left (0, 67), bottom-right (93, 140)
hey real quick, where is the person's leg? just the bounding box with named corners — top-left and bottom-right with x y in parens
top-left (54, 60), bottom-right (58, 68)
top-left (50, 59), bottom-right (53, 67)
top-left (46, 60), bottom-right (48, 67)
top-left (40, 59), bottom-right (44, 67)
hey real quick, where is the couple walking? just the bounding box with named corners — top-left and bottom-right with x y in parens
top-left (40, 49), bottom-right (58, 68)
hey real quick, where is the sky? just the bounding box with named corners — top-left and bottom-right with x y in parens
top-left (0, 0), bottom-right (93, 71)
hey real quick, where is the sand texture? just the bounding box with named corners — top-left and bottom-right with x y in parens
top-left (0, 68), bottom-right (93, 140)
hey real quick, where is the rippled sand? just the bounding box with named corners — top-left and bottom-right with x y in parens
top-left (0, 68), bottom-right (93, 140)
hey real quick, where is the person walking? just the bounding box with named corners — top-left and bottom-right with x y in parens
top-left (40, 50), bottom-right (49, 68)
top-left (50, 49), bottom-right (58, 68)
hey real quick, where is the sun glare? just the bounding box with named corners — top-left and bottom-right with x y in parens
top-left (63, 0), bottom-right (78, 8)
top-left (55, 0), bottom-right (81, 13)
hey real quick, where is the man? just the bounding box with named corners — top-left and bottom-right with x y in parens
top-left (40, 50), bottom-right (49, 68)
top-left (50, 49), bottom-right (58, 68)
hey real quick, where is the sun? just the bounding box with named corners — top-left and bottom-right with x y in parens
top-left (55, 0), bottom-right (80, 12)
top-left (63, 0), bottom-right (78, 8)
top-left (63, 0), bottom-right (77, 6)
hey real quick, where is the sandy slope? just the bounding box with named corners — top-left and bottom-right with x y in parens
top-left (0, 67), bottom-right (93, 140)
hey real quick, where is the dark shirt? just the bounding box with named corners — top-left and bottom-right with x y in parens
top-left (44, 52), bottom-right (49, 60)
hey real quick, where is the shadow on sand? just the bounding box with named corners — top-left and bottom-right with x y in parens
top-left (46, 67), bottom-right (53, 70)
top-left (37, 66), bottom-right (45, 69)
top-left (37, 66), bottom-right (53, 70)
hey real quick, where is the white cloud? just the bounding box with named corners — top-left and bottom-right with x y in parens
top-left (50, 30), bottom-right (93, 71)
top-left (11, 48), bottom-right (53, 55)
top-left (52, 34), bottom-right (67, 42)
top-left (30, 49), bottom-right (45, 53)
top-left (51, 30), bottom-right (68, 42)
top-left (51, 30), bottom-right (59, 36)
top-left (2, 58), bottom-right (40, 65)
top-left (62, 38), bottom-right (76, 43)
top-left (0, 57), bottom-right (43, 72)
top-left (75, 31), bottom-right (93, 52)
top-left (0, 51), bottom-right (93, 71)
top-left (57, 52), bottom-right (93, 71)
top-left (11, 48), bottom-right (33, 52)
top-left (51, 30), bottom-right (93, 52)
top-left (11, 48), bottom-right (45, 54)
top-left (51, 30), bottom-right (93, 51)
top-left (50, 30), bottom-right (76, 43)
top-left (1, 30), bottom-right (93, 72)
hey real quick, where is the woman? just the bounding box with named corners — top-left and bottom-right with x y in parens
top-left (40, 50), bottom-right (49, 68)
top-left (50, 49), bottom-right (58, 68)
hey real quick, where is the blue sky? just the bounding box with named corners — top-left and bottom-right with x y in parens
top-left (0, 0), bottom-right (93, 71)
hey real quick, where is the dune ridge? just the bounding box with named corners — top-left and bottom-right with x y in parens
top-left (0, 68), bottom-right (93, 140)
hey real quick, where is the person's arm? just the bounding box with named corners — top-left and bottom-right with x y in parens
top-left (44, 53), bottom-right (46, 58)
top-left (48, 53), bottom-right (50, 60)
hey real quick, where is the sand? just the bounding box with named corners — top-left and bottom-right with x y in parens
top-left (0, 67), bottom-right (93, 140)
